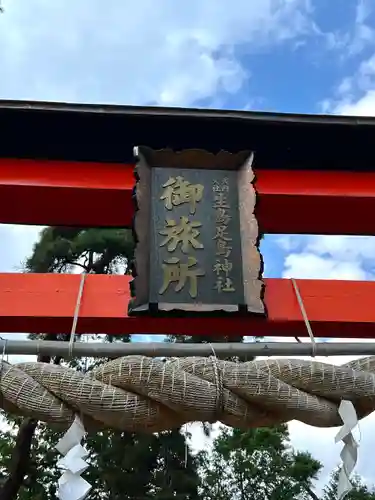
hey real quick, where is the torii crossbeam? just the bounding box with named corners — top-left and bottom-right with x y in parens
top-left (1, 100), bottom-right (375, 337)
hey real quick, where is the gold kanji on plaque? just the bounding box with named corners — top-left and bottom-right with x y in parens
top-left (213, 225), bottom-right (232, 242)
top-left (216, 207), bottom-right (232, 226)
top-left (159, 256), bottom-right (205, 298)
top-left (213, 258), bottom-right (233, 277)
top-left (215, 276), bottom-right (235, 293)
top-left (216, 238), bottom-right (232, 258)
top-left (213, 192), bottom-right (230, 209)
top-left (212, 178), bottom-right (229, 193)
top-left (159, 216), bottom-right (204, 254)
top-left (160, 176), bottom-right (204, 214)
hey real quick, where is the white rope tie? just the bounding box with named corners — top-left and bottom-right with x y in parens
top-left (59, 272), bottom-right (91, 499)
top-left (291, 280), bottom-right (359, 499)
top-left (68, 272), bottom-right (87, 359)
top-left (209, 343), bottom-right (224, 421)
top-left (291, 278), bottom-right (317, 357)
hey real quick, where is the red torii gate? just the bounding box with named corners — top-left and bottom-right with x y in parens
top-left (1, 100), bottom-right (375, 338)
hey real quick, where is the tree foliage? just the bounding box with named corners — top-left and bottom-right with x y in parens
top-left (0, 227), bottom-right (200, 499)
top-left (197, 425), bottom-right (322, 500)
top-left (1, 226), bottom-right (374, 499)
top-left (25, 227), bottom-right (134, 274)
top-left (323, 469), bottom-right (375, 500)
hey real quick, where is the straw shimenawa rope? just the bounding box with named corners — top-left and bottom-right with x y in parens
top-left (1, 355), bottom-right (374, 432)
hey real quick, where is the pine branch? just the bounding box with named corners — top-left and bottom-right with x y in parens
top-left (0, 246), bottom-right (113, 497)
top-left (305, 484), bottom-right (320, 500)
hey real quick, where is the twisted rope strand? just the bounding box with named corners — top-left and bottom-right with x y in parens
top-left (2, 355), bottom-right (375, 433)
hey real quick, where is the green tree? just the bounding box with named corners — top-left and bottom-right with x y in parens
top-left (323, 468), bottom-right (375, 500)
top-left (0, 227), bottom-right (201, 500)
top-left (197, 425), bottom-right (322, 500)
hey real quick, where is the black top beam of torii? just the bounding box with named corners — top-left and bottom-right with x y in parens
top-left (0, 99), bottom-right (374, 173)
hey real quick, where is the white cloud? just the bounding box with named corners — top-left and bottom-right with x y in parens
top-left (0, 224), bottom-right (42, 272)
top-left (322, 0), bottom-right (375, 58)
top-left (279, 235), bottom-right (375, 280)
top-left (188, 341), bottom-right (375, 493)
top-left (334, 89), bottom-right (375, 116)
top-left (311, 43), bottom-right (375, 487)
top-left (289, 414), bottom-right (375, 493)
top-left (276, 233), bottom-right (375, 488)
top-left (0, 0), bottom-right (314, 106)
top-left (1, 0), bottom-right (375, 493)
top-left (283, 252), bottom-right (368, 279)
top-left (306, 235), bottom-right (375, 261)
top-left (322, 51), bottom-right (375, 115)
top-left (288, 340), bottom-right (375, 492)
top-left (1, 224), bottom-right (375, 492)
top-left (246, 336), bottom-right (375, 492)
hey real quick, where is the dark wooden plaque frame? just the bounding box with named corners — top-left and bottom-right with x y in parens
top-left (128, 146), bottom-right (265, 317)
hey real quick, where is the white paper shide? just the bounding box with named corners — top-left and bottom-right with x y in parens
top-left (335, 400), bottom-right (359, 500)
top-left (55, 416), bottom-right (91, 500)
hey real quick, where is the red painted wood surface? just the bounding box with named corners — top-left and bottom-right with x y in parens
top-left (1, 158), bottom-right (375, 234)
top-left (0, 159), bottom-right (134, 227)
top-left (0, 273), bottom-right (374, 338)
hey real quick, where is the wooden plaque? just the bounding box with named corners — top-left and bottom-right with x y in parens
top-left (128, 147), bottom-right (265, 316)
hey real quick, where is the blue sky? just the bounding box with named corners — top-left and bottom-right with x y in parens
top-left (0, 0), bottom-right (374, 115)
top-left (2, 0), bottom-right (375, 494)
